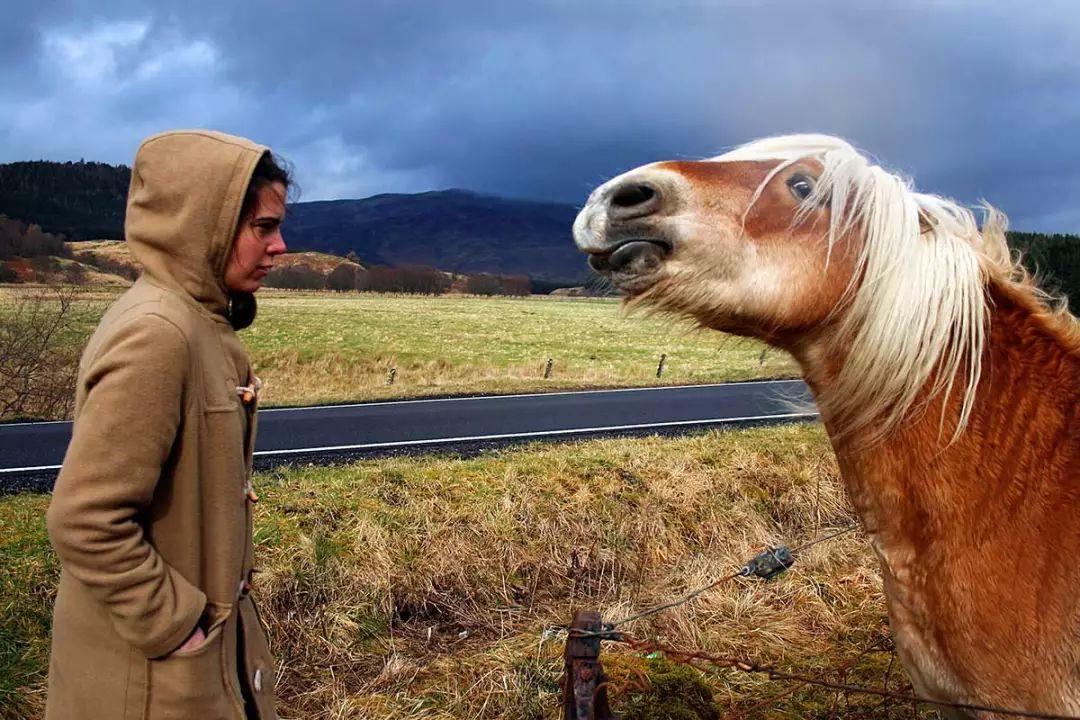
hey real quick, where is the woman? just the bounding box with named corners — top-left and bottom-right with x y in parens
top-left (45, 130), bottom-right (289, 720)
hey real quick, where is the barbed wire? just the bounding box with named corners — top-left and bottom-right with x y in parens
top-left (559, 521), bottom-right (1080, 719)
top-left (574, 523), bottom-right (859, 636)
top-left (719, 633), bottom-right (894, 720)
top-left (603, 632), bottom-right (1080, 720)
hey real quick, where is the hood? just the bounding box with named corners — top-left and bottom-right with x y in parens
top-left (125, 130), bottom-right (268, 320)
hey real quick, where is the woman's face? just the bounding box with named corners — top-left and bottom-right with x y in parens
top-left (224, 181), bottom-right (287, 293)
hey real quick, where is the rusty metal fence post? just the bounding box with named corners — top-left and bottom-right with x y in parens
top-left (562, 610), bottom-right (618, 720)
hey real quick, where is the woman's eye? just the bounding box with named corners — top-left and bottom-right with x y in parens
top-left (787, 174), bottom-right (815, 201)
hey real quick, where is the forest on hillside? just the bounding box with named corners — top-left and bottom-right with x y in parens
top-left (1007, 231), bottom-right (1080, 305)
top-left (0, 161), bottom-right (130, 240)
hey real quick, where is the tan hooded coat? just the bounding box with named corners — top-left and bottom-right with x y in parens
top-left (45, 130), bottom-right (278, 720)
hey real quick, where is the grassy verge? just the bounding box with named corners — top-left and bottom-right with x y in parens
top-left (0, 424), bottom-right (928, 719)
top-left (0, 287), bottom-right (797, 419)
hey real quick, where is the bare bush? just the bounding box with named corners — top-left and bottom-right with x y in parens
top-left (325, 263), bottom-right (365, 292)
top-left (465, 273), bottom-right (532, 296)
top-left (366, 265), bottom-right (452, 294)
top-left (0, 218), bottom-right (70, 259)
top-left (464, 273), bottom-right (502, 295)
top-left (64, 262), bottom-right (88, 285)
top-left (265, 264), bottom-right (326, 290)
top-left (0, 287), bottom-right (81, 420)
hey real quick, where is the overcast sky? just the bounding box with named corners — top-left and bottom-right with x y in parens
top-left (2, 0), bottom-right (1078, 231)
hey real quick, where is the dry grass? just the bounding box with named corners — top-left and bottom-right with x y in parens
top-left (0, 287), bottom-right (797, 419)
top-left (0, 424), bottom-right (929, 719)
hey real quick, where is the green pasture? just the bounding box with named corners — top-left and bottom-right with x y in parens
top-left (1, 287), bottom-right (797, 416)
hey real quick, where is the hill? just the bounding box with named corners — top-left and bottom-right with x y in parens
top-left (0, 160), bottom-right (585, 284)
top-left (284, 190), bottom-right (585, 284)
top-left (67, 241), bottom-right (363, 276)
top-left (62, 241), bottom-right (365, 289)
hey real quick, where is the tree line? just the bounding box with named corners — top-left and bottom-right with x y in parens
top-left (0, 160), bottom-right (129, 240)
top-left (1008, 232), bottom-right (1080, 306)
top-left (266, 262), bottom-right (532, 296)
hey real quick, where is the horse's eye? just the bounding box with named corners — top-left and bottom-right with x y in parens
top-left (787, 174), bottom-right (815, 202)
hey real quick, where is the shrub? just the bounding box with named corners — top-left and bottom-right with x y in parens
top-left (0, 287), bottom-right (81, 420)
top-left (365, 265), bottom-right (451, 294)
top-left (265, 264), bottom-right (326, 290)
top-left (63, 263), bottom-right (88, 285)
top-left (326, 263), bottom-right (365, 292)
top-left (0, 218), bottom-right (69, 259)
top-left (465, 273), bottom-right (532, 296)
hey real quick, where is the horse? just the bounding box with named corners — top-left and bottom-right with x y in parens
top-left (572, 134), bottom-right (1080, 718)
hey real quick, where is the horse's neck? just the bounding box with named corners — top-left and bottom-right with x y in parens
top-left (805, 282), bottom-right (1080, 556)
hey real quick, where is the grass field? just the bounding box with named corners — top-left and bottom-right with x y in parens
top-left (0, 424), bottom-right (927, 719)
top-left (0, 286), bottom-right (797, 418)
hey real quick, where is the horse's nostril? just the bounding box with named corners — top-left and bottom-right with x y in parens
top-left (611, 183), bottom-right (658, 209)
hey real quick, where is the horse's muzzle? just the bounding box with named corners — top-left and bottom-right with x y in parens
top-left (587, 239), bottom-right (671, 274)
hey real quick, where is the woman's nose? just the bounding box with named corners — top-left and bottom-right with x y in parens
top-left (268, 232), bottom-right (287, 255)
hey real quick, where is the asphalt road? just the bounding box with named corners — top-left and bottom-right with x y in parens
top-left (1, 379), bottom-right (816, 493)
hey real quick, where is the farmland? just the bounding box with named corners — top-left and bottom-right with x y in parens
top-left (0, 423), bottom-right (926, 719)
top-left (0, 285), bottom-right (918, 720)
top-left (0, 286), bottom-right (797, 419)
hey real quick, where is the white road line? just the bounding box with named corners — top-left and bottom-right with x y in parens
top-left (249, 412), bottom-right (819, 457)
top-left (0, 380), bottom-right (806, 426)
top-left (0, 411), bottom-right (819, 474)
top-left (0, 463), bottom-right (64, 473)
top-left (257, 379), bottom-right (806, 413)
top-left (0, 418), bottom-right (72, 427)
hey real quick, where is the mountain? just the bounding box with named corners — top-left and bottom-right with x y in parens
top-left (284, 189), bottom-right (586, 284)
top-left (0, 160), bottom-right (587, 284)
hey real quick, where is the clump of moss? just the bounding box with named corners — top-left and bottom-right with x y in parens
top-left (606, 655), bottom-right (720, 720)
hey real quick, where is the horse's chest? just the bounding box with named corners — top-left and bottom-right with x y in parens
top-left (871, 536), bottom-right (968, 708)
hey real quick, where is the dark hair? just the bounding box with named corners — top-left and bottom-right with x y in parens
top-left (228, 150), bottom-right (295, 331)
top-left (238, 150), bottom-right (295, 221)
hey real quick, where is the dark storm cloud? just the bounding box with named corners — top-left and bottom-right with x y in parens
top-left (2, 0), bottom-right (1079, 231)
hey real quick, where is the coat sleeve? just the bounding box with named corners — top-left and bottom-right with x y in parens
top-left (46, 313), bottom-right (207, 659)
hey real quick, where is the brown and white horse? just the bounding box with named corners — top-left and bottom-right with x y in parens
top-left (573, 135), bottom-right (1080, 718)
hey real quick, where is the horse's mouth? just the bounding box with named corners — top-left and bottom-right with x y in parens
top-left (587, 238), bottom-right (672, 275)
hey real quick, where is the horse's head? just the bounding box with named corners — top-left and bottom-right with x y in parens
top-left (575, 135), bottom-right (875, 343)
top-left (575, 134), bottom-right (1001, 438)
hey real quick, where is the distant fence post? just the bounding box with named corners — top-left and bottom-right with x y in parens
top-left (656, 353), bottom-right (667, 378)
top-left (544, 357), bottom-right (554, 379)
top-left (386, 367), bottom-right (397, 385)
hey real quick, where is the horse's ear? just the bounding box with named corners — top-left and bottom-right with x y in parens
top-left (918, 209), bottom-right (937, 236)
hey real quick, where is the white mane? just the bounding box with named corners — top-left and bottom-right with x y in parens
top-left (716, 134), bottom-right (1000, 440)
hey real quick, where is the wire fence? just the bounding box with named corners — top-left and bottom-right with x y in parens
top-left (560, 525), bottom-right (1080, 720)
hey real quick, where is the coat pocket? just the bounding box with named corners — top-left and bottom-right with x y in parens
top-left (146, 602), bottom-right (240, 720)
